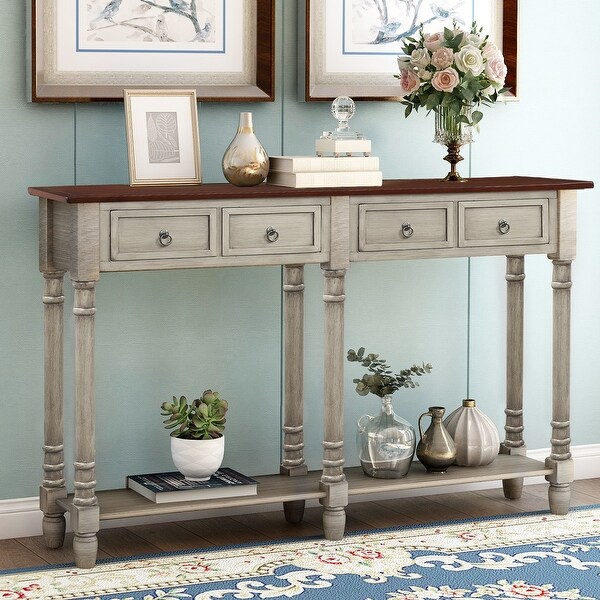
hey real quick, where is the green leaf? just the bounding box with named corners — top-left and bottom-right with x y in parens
top-left (472, 110), bottom-right (484, 125)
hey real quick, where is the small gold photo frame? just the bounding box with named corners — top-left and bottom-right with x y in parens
top-left (124, 89), bottom-right (201, 186)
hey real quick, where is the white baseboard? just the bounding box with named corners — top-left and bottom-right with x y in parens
top-left (2, 444), bottom-right (599, 541)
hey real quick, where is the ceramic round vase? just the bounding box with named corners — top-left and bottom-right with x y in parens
top-left (356, 395), bottom-right (416, 479)
top-left (222, 112), bottom-right (269, 186)
top-left (170, 435), bottom-right (225, 481)
top-left (443, 399), bottom-right (500, 467)
top-left (416, 406), bottom-right (456, 473)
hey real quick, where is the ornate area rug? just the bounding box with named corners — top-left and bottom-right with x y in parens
top-left (2, 506), bottom-right (600, 599)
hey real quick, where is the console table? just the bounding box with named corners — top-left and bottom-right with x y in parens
top-left (29, 176), bottom-right (593, 568)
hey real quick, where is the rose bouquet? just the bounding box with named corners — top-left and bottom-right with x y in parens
top-left (396, 21), bottom-right (508, 127)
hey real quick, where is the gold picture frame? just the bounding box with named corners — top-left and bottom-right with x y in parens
top-left (124, 89), bottom-right (201, 186)
top-left (30, 0), bottom-right (275, 102)
top-left (301, 0), bottom-right (518, 101)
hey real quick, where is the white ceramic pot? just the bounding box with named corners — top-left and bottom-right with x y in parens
top-left (170, 435), bottom-right (225, 481)
top-left (443, 399), bottom-right (500, 467)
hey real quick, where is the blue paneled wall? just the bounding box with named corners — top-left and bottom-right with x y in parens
top-left (1, 1), bottom-right (598, 500)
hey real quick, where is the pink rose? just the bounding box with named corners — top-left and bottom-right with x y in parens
top-left (398, 67), bottom-right (421, 96)
top-left (431, 47), bottom-right (454, 70)
top-left (484, 49), bottom-right (507, 85)
top-left (424, 32), bottom-right (444, 51)
top-left (431, 67), bottom-right (460, 92)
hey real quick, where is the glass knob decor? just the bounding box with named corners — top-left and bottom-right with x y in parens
top-left (331, 96), bottom-right (356, 133)
top-left (222, 112), bottom-right (269, 187)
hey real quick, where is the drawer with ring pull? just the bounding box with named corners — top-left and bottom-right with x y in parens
top-left (109, 208), bottom-right (218, 261)
top-left (458, 199), bottom-right (549, 248)
top-left (222, 206), bottom-right (322, 256)
top-left (358, 201), bottom-right (454, 252)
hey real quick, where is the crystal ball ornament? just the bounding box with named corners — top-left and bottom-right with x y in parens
top-left (331, 96), bottom-right (356, 135)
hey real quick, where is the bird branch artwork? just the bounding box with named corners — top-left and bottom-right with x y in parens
top-left (350, 0), bottom-right (466, 47)
top-left (87, 0), bottom-right (215, 44)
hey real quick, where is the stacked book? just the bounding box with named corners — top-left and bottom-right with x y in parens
top-left (267, 155), bottom-right (382, 188)
top-left (127, 467), bottom-right (258, 503)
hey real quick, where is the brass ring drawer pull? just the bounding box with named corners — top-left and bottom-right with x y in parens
top-left (498, 219), bottom-right (511, 235)
top-left (266, 226), bottom-right (279, 243)
top-left (401, 223), bottom-right (414, 239)
top-left (158, 230), bottom-right (173, 246)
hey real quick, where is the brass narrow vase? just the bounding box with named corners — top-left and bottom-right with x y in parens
top-left (433, 105), bottom-right (473, 182)
top-left (416, 406), bottom-right (456, 473)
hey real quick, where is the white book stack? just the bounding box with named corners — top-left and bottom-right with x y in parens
top-left (267, 155), bottom-right (383, 188)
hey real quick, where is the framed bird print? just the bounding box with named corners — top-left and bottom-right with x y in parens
top-left (124, 89), bottom-right (201, 185)
top-left (300, 0), bottom-right (518, 101)
top-left (29, 0), bottom-right (275, 102)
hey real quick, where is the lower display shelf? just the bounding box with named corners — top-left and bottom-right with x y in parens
top-left (57, 455), bottom-right (552, 521)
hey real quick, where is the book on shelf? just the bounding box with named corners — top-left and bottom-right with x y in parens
top-left (267, 169), bottom-right (383, 189)
top-left (126, 468), bottom-right (258, 504)
top-left (269, 154), bottom-right (380, 173)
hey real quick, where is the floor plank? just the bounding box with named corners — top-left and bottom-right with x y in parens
top-left (0, 539), bottom-right (47, 570)
top-left (178, 516), bottom-right (271, 546)
top-left (125, 521), bottom-right (212, 553)
top-left (17, 533), bottom-right (112, 566)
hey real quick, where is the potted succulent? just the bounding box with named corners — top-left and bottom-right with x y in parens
top-left (347, 347), bottom-right (432, 479)
top-left (160, 390), bottom-right (228, 481)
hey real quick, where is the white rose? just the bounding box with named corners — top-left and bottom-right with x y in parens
top-left (397, 56), bottom-right (411, 70)
top-left (410, 48), bottom-right (430, 69)
top-left (418, 69), bottom-right (432, 81)
top-left (461, 33), bottom-right (483, 48)
top-left (483, 41), bottom-right (500, 58)
top-left (455, 44), bottom-right (484, 76)
top-left (431, 47), bottom-right (454, 70)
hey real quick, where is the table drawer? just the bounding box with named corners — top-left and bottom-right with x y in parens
top-left (358, 202), bottom-right (454, 251)
top-left (222, 206), bottom-right (322, 256)
top-left (458, 199), bottom-right (549, 247)
top-left (110, 209), bottom-right (218, 261)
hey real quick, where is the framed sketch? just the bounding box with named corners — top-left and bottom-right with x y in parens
top-left (124, 89), bottom-right (201, 186)
top-left (301, 0), bottom-right (518, 101)
top-left (30, 0), bottom-right (275, 102)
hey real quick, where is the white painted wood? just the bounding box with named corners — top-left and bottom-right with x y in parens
top-left (547, 259), bottom-right (574, 514)
top-left (34, 182), bottom-right (584, 565)
top-left (550, 190), bottom-right (577, 260)
top-left (281, 265), bottom-right (307, 478)
top-left (501, 256), bottom-right (527, 500)
top-left (8, 445), bottom-right (600, 540)
top-left (110, 208), bottom-right (218, 261)
top-left (222, 206), bottom-right (322, 256)
top-left (358, 201), bottom-right (454, 251)
top-left (459, 198), bottom-right (550, 247)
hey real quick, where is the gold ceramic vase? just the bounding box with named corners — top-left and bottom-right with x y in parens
top-left (222, 112), bottom-right (269, 186)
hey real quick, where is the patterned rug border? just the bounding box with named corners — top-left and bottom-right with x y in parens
top-left (3, 502), bottom-right (599, 576)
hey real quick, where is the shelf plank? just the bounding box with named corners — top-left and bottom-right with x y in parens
top-left (57, 455), bottom-right (552, 522)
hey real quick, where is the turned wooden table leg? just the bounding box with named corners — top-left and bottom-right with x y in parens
top-left (320, 268), bottom-right (348, 540)
top-left (281, 265), bottom-right (308, 523)
top-left (40, 271), bottom-right (67, 549)
top-left (501, 256), bottom-right (527, 499)
top-left (546, 260), bottom-right (574, 514)
top-left (71, 280), bottom-right (99, 569)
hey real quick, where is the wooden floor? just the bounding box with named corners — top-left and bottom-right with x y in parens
top-left (2, 479), bottom-right (599, 570)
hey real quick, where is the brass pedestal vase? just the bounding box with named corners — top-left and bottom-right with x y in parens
top-left (434, 106), bottom-right (473, 182)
